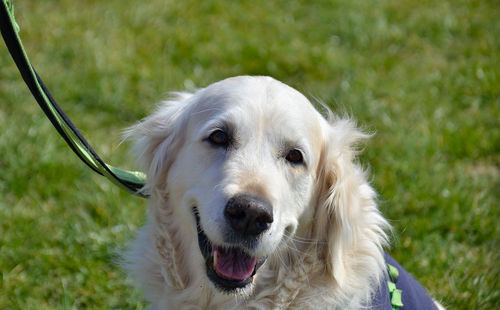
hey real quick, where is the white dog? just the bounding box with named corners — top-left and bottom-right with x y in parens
top-left (124, 76), bottom-right (442, 309)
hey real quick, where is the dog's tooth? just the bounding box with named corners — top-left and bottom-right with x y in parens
top-left (213, 250), bottom-right (217, 268)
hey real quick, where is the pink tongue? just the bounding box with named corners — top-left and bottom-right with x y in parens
top-left (213, 246), bottom-right (257, 281)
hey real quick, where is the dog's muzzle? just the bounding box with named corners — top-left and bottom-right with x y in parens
top-left (193, 195), bottom-right (273, 292)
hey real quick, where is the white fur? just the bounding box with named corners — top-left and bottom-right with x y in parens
top-left (123, 76), bottom-right (435, 309)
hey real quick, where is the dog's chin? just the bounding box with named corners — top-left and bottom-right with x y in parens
top-left (193, 208), bottom-right (267, 293)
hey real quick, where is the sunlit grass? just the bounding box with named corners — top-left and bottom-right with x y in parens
top-left (0, 0), bottom-right (498, 308)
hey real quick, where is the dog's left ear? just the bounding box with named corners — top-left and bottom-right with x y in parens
top-left (313, 116), bottom-right (389, 288)
top-left (125, 93), bottom-right (193, 195)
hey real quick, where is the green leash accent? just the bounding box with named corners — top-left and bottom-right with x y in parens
top-left (5, 0), bottom-right (19, 33)
top-left (0, 0), bottom-right (147, 197)
top-left (387, 263), bottom-right (404, 310)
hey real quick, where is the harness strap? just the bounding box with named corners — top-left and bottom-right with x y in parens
top-left (387, 263), bottom-right (404, 310)
top-left (0, 0), bottom-right (147, 197)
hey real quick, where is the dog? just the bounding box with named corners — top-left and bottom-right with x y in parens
top-left (124, 76), bottom-right (443, 309)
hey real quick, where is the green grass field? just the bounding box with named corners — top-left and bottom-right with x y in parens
top-left (0, 0), bottom-right (498, 308)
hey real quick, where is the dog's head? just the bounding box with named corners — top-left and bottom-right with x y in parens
top-left (129, 76), bottom-right (388, 297)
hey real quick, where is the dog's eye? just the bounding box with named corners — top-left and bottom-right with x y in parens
top-left (207, 130), bottom-right (229, 147)
top-left (285, 149), bottom-right (304, 165)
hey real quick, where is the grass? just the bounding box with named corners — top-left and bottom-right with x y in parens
top-left (0, 0), bottom-right (498, 308)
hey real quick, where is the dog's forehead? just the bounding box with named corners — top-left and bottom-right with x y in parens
top-left (190, 76), bottom-right (322, 134)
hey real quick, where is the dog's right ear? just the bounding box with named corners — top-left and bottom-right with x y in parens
top-left (312, 114), bottom-right (390, 291)
top-left (125, 92), bottom-right (193, 195)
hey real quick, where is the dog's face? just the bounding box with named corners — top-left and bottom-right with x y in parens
top-left (132, 76), bottom-right (330, 293)
top-left (129, 76), bottom-right (390, 307)
top-left (162, 76), bottom-right (324, 292)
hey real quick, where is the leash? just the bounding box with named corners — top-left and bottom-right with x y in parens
top-left (0, 0), bottom-right (147, 197)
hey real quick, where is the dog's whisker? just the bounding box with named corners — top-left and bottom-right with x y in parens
top-left (281, 232), bottom-right (326, 245)
top-left (212, 183), bottom-right (225, 192)
top-left (272, 248), bottom-right (294, 274)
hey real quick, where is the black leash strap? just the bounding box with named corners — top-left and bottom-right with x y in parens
top-left (0, 0), bottom-right (147, 197)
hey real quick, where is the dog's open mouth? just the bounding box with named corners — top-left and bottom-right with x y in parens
top-left (194, 208), bottom-right (266, 292)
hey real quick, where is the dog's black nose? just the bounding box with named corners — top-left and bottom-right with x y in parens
top-left (224, 194), bottom-right (273, 236)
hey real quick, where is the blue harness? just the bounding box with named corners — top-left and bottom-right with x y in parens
top-left (370, 253), bottom-right (438, 309)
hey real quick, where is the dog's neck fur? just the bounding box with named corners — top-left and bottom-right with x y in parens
top-left (125, 192), bottom-right (384, 310)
